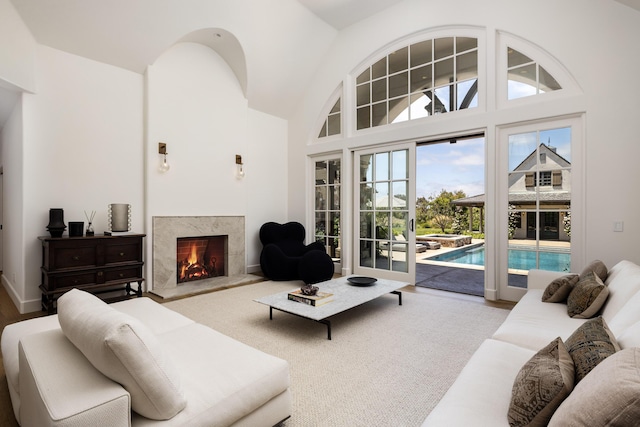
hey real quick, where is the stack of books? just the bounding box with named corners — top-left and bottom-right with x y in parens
top-left (287, 289), bottom-right (334, 306)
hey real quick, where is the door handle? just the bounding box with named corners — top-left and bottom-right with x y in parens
top-left (410, 219), bottom-right (415, 232)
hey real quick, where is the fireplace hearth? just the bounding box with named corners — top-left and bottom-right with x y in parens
top-left (177, 236), bottom-right (226, 283)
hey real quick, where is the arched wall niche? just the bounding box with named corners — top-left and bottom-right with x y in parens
top-left (176, 28), bottom-right (248, 98)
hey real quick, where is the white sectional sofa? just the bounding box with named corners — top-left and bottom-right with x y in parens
top-left (1, 289), bottom-right (291, 426)
top-left (423, 260), bottom-right (640, 426)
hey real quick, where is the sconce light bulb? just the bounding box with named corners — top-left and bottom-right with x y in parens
top-left (159, 154), bottom-right (170, 173)
top-left (237, 164), bottom-right (245, 178)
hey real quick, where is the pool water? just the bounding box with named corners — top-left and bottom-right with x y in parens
top-left (428, 245), bottom-right (570, 272)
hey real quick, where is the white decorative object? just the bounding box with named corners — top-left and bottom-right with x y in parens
top-left (109, 204), bottom-right (131, 232)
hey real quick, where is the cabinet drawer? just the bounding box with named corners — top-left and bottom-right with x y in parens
top-left (104, 267), bottom-right (142, 282)
top-left (42, 271), bottom-right (103, 291)
top-left (105, 242), bottom-right (141, 265)
top-left (50, 245), bottom-right (98, 269)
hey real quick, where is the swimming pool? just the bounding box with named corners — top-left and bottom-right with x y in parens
top-left (426, 244), bottom-right (571, 272)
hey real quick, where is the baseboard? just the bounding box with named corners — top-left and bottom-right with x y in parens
top-left (1, 275), bottom-right (41, 314)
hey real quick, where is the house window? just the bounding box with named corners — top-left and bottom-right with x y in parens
top-left (355, 36), bottom-right (478, 130)
top-left (318, 98), bottom-right (341, 138)
top-left (538, 171), bottom-right (552, 186)
top-left (507, 47), bottom-right (561, 100)
top-left (315, 159), bottom-right (341, 262)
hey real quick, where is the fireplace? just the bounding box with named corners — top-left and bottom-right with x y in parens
top-left (152, 216), bottom-right (248, 295)
top-left (176, 236), bottom-right (226, 284)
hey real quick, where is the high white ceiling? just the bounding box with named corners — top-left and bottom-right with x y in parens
top-left (296, 0), bottom-right (404, 29)
top-left (1, 0), bottom-right (638, 128)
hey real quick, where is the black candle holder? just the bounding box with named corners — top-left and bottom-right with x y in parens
top-left (47, 208), bottom-right (66, 238)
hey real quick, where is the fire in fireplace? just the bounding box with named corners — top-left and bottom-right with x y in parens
top-left (177, 236), bottom-right (226, 283)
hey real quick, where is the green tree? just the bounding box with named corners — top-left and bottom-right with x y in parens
top-left (416, 196), bottom-right (430, 227)
top-left (427, 189), bottom-right (467, 233)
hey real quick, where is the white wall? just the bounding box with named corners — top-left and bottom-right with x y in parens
top-left (145, 42), bottom-right (287, 283)
top-left (13, 46), bottom-right (144, 312)
top-left (288, 0), bottom-right (640, 273)
top-left (0, 0), bottom-right (36, 92)
top-left (1, 96), bottom-right (24, 306)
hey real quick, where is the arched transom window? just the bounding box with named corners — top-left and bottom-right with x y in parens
top-left (355, 36), bottom-right (478, 130)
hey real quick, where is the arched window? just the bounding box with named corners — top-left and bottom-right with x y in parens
top-left (317, 98), bottom-right (341, 139)
top-left (507, 47), bottom-right (561, 100)
top-left (355, 36), bottom-right (478, 130)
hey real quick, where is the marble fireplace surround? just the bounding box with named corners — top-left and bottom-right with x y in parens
top-left (150, 216), bottom-right (261, 299)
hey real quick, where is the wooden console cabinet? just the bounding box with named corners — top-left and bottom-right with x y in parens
top-left (39, 234), bottom-right (145, 314)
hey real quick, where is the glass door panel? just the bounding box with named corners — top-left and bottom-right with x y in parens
top-left (502, 125), bottom-right (572, 299)
top-left (354, 143), bottom-right (415, 282)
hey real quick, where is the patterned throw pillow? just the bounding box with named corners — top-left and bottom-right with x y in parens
top-left (542, 274), bottom-right (579, 303)
top-left (508, 337), bottom-right (575, 427)
top-left (548, 348), bottom-right (640, 426)
top-left (566, 271), bottom-right (609, 318)
top-left (565, 316), bottom-right (620, 383)
top-left (579, 259), bottom-right (608, 282)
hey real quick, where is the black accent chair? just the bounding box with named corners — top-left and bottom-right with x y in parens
top-left (259, 221), bottom-right (334, 284)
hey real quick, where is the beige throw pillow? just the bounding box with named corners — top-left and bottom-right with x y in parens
top-left (57, 289), bottom-right (186, 420)
top-left (564, 316), bottom-right (620, 383)
top-left (508, 337), bottom-right (575, 427)
top-left (542, 274), bottom-right (579, 303)
top-left (549, 348), bottom-right (640, 426)
top-left (566, 271), bottom-right (609, 318)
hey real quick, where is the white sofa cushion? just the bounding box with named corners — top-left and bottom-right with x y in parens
top-left (132, 323), bottom-right (291, 426)
top-left (57, 289), bottom-right (186, 420)
top-left (492, 290), bottom-right (586, 351)
top-left (601, 260), bottom-right (640, 322)
top-left (19, 329), bottom-right (131, 427)
top-left (422, 339), bottom-right (535, 427)
top-left (549, 347), bottom-right (640, 426)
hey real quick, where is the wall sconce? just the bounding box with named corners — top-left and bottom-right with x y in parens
top-left (158, 142), bottom-right (170, 173)
top-left (235, 154), bottom-right (245, 178)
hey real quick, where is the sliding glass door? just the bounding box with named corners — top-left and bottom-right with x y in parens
top-left (353, 143), bottom-right (416, 283)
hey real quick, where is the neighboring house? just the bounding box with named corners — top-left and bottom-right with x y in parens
top-left (453, 143), bottom-right (571, 241)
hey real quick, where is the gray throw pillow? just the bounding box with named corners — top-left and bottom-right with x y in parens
top-left (579, 259), bottom-right (608, 282)
top-left (508, 337), bottom-right (575, 427)
top-left (565, 316), bottom-right (620, 383)
top-left (542, 274), bottom-right (579, 303)
top-left (567, 271), bottom-right (609, 318)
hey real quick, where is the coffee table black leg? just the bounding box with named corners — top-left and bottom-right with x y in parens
top-left (268, 306), bottom-right (332, 340)
top-left (392, 290), bottom-right (402, 305)
top-left (320, 319), bottom-right (332, 340)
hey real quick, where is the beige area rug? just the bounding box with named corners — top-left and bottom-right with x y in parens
top-left (164, 281), bottom-right (510, 427)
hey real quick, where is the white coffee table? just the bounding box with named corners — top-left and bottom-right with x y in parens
top-left (254, 276), bottom-right (408, 340)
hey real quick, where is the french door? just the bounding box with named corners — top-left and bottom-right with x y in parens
top-left (498, 117), bottom-right (581, 301)
top-left (353, 143), bottom-right (416, 283)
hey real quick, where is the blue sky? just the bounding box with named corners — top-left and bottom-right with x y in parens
top-left (416, 127), bottom-right (571, 199)
top-left (417, 137), bottom-right (485, 199)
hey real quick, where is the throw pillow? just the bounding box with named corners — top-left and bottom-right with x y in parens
top-left (566, 271), bottom-right (609, 318)
top-left (548, 347), bottom-right (640, 426)
top-left (57, 289), bottom-right (186, 420)
top-left (579, 259), bottom-right (608, 282)
top-left (542, 274), bottom-right (579, 303)
top-left (564, 316), bottom-right (620, 383)
top-left (507, 337), bottom-right (575, 427)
